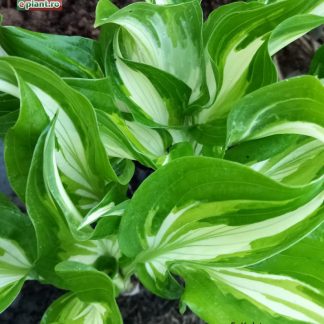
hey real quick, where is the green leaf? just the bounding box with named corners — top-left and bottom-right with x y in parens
top-left (119, 157), bottom-right (323, 298)
top-left (0, 194), bottom-right (36, 312)
top-left (65, 78), bottom-right (116, 113)
top-left (268, 14), bottom-right (324, 55)
top-left (225, 132), bottom-right (323, 186)
top-left (193, 1), bottom-right (324, 151)
top-left (43, 117), bottom-right (131, 240)
top-left (44, 118), bottom-right (105, 240)
top-left (175, 222), bottom-right (324, 323)
top-left (0, 93), bottom-right (19, 138)
top-left (310, 45), bottom-right (324, 78)
top-left (248, 138), bottom-right (324, 185)
top-left (245, 40), bottom-right (278, 93)
top-left (102, 43), bottom-right (193, 127)
top-left (97, 110), bottom-right (167, 168)
top-left (119, 59), bottom-right (192, 126)
top-left (0, 60), bottom-right (21, 141)
top-left (27, 128), bottom-right (124, 285)
top-left (225, 134), bottom-right (324, 186)
top-left (41, 262), bottom-right (122, 324)
top-left (225, 134), bottom-right (299, 164)
top-left (5, 75), bottom-right (49, 201)
top-left (0, 195), bottom-right (37, 262)
top-left (95, 0), bottom-right (119, 27)
top-left (226, 76), bottom-right (324, 147)
top-left (198, 0), bottom-right (324, 123)
top-left (91, 217), bottom-right (121, 239)
top-left (26, 130), bottom-right (73, 285)
top-left (190, 40), bottom-right (278, 149)
top-left (95, 0), bottom-right (205, 127)
top-left (96, 0), bottom-right (204, 105)
top-left (0, 26), bottom-right (103, 78)
top-left (0, 57), bottom-right (131, 218)
top-left (80, 199), bottom-right (128, 230)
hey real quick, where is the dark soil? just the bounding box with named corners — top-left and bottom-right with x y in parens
top-left (0, 281), bottom-right (63, 324)
top-left (277, 31), bottom-right (324, 77)
top-left (118, 288), bottom-right (204, 324)
top-left (0, 0), bottom-right (235, 38)
top-left (1, 281), bottom-right (203, 324)
top-left (1, 0), bottom-right (321, 77)
top-left (0, 0), bottom-right (323, 323)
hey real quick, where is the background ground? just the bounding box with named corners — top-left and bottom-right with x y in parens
top-left (0, 0), bottom-right (323, 323)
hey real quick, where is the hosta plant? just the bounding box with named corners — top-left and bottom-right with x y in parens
top-left (0, 0), bottom-right (324, 322)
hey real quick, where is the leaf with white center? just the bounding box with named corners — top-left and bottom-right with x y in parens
top-left (79, 188), bottom-right (128, 229)
top-left (174, 222), bottom-right (324, 324)
top-left (249, 138), bottom-right (324, 185)
top-left (268, 14), bottom-right (324, 55)
top-left (97, 110), bottom-right (168, 168)
top-left (119, 157), bottom-right (324, 298)
top-left (118, 59), bottom-right (192, 126)
top-left (0, 57), bottom-right (131, 218)
top-left (63, 236), bottom-right (121, 266)
top-left (44, 119), bottom-right (128, 240)
top-left (199, 0), bottom-right (324, 123)
top-left (102, 41), bottom-right (192, 126)
top-left (61, 236), bottom-right (126, 290)
top-left (83, 201), bottom-right (130, 240)
top-left (0, 194), bottom-right (36, 312)
top-left (41, 262), bottom-right (122, 324)
top-left (226, 76), bottom-right (324, 148)
top-left (27, 131), bottom-right (124, 285)
top-left (42, 294), bottom-right (110, 324)
top-left (0, 26), bottom-right (103, 78)
top-left (225, 134), bottom-right (324, 186)
top-left (190, 39), bottom-right (277, 149)
top-left (26, 130), bottom-right (72, 285)
top-left (96, 0), bottom-right (204, 105)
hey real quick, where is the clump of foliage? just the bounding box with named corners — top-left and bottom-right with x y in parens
top-left (0, 0), bottom-right (324, 322)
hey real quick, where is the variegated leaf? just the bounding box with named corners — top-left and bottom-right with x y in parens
top-left (249, 138), bottom-right (324, 185)
top-left (0, 195), bottom-right (36, 312)
top-left (27, 129), bottom-right (126, 287)
top-left (0, 57), bottom-right (130, 219)
top-left (95, 0), bottom-right (203, 126)
top-left (175, 222), bottom-right (324, 323)
top-left (119, 157), bottom-right (324, 298)
top-left (226, 76), bottom-right (324, 148)
top-left (199, 0), bottom-right (324, 123)
top-left (0, 26), bottom-right (103, 78)
top-left (41, 262), bottom-right (122, 324)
